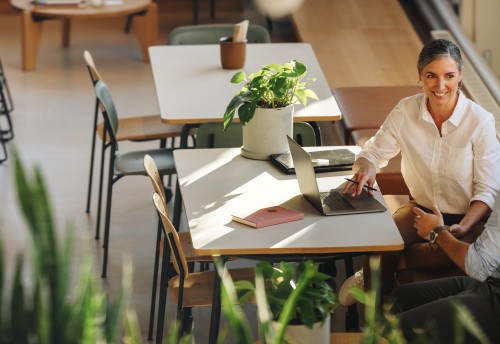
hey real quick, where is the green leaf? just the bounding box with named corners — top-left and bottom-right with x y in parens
top-left (294, 61), bottom-right (307, 76)
top-left (304, 89), bottom-right (318, 100)
top-left (453, 301), bottom-right (491, 344)
top-left (11, 254), bottom-right (28, 344)
top-left (238, 103), bottom-right (256, 125)
top-left (215, 260), bottom-right (254, 344)
top-left (231, 71), bottom-right (246, 84)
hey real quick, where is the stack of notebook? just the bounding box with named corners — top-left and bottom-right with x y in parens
top-left (269, 148), bottom-right (355, 174)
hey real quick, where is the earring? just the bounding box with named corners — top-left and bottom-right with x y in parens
top-left (458, 80), bottom-right (462, 91)
top-left (417, 80), bottom-right (423, 89)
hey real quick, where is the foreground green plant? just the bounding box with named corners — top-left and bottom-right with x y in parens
top-left (0, 151), bottom-right (141, 343)
top-left (217, 260), bottom-right (336, 344)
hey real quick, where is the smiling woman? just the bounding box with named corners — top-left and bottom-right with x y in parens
top-left (417, 39), bottom-right (463, 134)
top-left (338, 38), bottom-right (500, 310)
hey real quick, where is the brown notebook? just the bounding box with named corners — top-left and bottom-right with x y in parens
top-left (232, 206), bottom-right (304, 228)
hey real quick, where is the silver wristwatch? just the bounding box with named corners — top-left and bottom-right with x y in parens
top-left (429, 226), bottom-right (447, 244)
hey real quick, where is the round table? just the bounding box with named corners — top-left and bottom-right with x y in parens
top-left (11, 0), bottom-right (158, 71)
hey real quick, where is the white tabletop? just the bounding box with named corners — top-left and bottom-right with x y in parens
top-left (174, 147), bottom-right (403, 256)
top-left (149, 43), bottom-right (342, 124)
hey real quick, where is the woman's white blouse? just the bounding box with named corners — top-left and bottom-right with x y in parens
top-left (357, 91), bottom-right (500, 214)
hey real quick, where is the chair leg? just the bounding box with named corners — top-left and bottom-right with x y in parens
top-left (148, 218), bottom-right (163, 341)
top-left (319, 259), bottom-right (337, 278)
top-left (209, 0), bottom-right (215, 19)
top-left (95, 138), bottom-right (107, 240)
top-left (124, 14), bottom-right (133, 33)
top-left (86, 100), bottom-right (99, 213)
top-left (3, 109), bottom-right (13, 141)
top-left (0, 128), bottom-right (7, 163)
top-left (344, 256), bottom-right (360, 332)
top-left (156, 238), bottom-right (172, 344)
top-left (181, 308), bottom-right (193, 335)
top-left (172, 181), bottom-right (183, 230)
top-left (208, 264), bottom-right (223, 344)
top-left (192, 0), bottom-right (199, 24)
top-left (266, 15), bottom-right (273, 32)
top-left (159, 138), bottom-right (173, 187)
top-left (101, 153), bottom-right (117, 278)
top-left (0, 60), bottom-right (14, 142)
top-left (0, 106), bottom-right (14, 142)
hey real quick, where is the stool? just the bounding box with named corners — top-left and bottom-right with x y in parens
top-left (332, 86), bottom-right (416, 144)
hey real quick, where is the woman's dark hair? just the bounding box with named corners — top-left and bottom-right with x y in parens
top-left (417, 38), bottom-right (463, 73)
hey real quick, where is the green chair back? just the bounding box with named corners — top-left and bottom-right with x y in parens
top-left (195, 122), bottom-right (243, 148)
top-left (94, 80), bottom-right (119, 146)
top-left (168, 23), bottom-right (271, 45)
top-left (194, 121), bottom-right (317, 149)
top-left (292, 122), bottom-right (317, 147)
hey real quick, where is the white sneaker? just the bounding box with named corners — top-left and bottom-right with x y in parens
top-left (339, 269), bottom-right (364, 306)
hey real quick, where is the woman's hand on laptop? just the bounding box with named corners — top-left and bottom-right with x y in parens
top-left (343, 158), bottom-right (377, 196)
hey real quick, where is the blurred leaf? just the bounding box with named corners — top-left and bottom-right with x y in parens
top-left (0, 150), bottom-right (141, 343)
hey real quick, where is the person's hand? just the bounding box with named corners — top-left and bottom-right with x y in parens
top-left (448, 224), bottom-right (468, 239)
top-left (413, 204), bottom-right (445, 240)
top-left (342, 158), bottom-right (377, 196)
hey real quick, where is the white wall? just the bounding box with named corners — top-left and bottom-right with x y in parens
top-left (460, 0), bottom-right (500, 79)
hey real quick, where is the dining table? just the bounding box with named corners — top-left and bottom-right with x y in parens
top-left (173, 146), bottom-right (404, 342)
top-left (149, 43), bottom-right (342, 148)
top-left (11, 0), bottom-right (158, 71)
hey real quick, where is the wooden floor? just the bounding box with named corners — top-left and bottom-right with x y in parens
top-left (0, 0), bottom-right (419, 342)
top-left (292, 0), bottom-right (422, 88)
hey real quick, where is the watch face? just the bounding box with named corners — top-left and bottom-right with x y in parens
top-left (429, 231), bottom-right (437, 243)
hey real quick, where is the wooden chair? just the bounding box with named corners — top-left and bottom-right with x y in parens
top-left (83, 50), bottom-right (182, 222)
top-left (143, 154), bottom-right (213, 342)
top-left (151, 192), bottom-right (255, 344)
top-left (168, 23), bottom-right (271, 45)
top-left (93, 79), bottom-right (177, 279)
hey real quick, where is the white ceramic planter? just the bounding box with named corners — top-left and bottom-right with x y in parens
top-left (241, 105), bottom-right (294, 160)
top-left (272, 314), bottom-right (331, 344)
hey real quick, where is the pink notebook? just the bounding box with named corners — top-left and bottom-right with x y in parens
top-left (232, 206), bottom-right (304, 228)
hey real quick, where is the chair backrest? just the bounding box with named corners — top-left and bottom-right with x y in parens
top-left (143, 154), bottom-right (168, 204)
top-left (195, 121), bottom-right (317, 148)
top-left (292, 122), bottom-right (317, 146)
top-left (95, 80), bottom-right (119, 145)
top-left (195, 122), bottom-right (243, 148)
top-left (83, 50), bottom-right (102, 85)
top-left (152, 192), bottom-right (188, 277)
top-left (168, 23), bottom-right (271, 45)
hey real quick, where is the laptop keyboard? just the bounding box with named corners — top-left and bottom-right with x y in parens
top-left (320, 191), bottom-right (355, 211)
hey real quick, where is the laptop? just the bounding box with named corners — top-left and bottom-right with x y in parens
top-left (287, 136), bottom-right (386, 216)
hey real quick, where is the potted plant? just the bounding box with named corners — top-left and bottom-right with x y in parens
top-left (230, 260), bottom-right (337, 344)
top-left (223, 60), bottom-right (318, 160)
